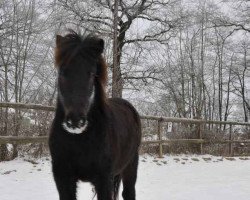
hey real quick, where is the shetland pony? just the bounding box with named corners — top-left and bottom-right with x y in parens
top-left (49, 31), bottom-right (141, 200)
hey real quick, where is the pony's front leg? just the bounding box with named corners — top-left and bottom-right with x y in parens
top-left (54, 173), bottom-right (77, 200)
top-left (52, 164), bottom-right (77, 200)
top-left (94, 175), bottom-right (113, 200)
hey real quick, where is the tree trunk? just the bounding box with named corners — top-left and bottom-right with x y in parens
top-left (111, 0), bottom-right (123, 98)
top-left (0, 64), bottom-right (9, 161)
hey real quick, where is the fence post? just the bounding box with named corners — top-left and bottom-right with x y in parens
top-left (198, 122), bottom-right (203, 154)
top-left (229, 124), bottom-right (233, 156)
top-left (157, 118), bottom-right (164, 158)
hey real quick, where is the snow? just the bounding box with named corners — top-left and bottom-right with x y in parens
top-left (1, 155), bottom-right (250, 200)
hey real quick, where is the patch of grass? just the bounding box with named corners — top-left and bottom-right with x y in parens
top-left (225, 157), bottom-right (236, 161)
top-left (24, 159), bottom-right (39, 165)
top-left (239, 157), bottom-right (249, 160)
top-left (191, 158), bottom-right (199, 162)
top-left (202, 157), bottom-right (212, 161)
top-left (2, 170), bottom-right (17, 175)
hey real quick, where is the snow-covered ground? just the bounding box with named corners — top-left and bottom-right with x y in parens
top-left (1, 155), bottom-right (250, 200)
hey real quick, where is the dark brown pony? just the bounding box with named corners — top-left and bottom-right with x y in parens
top-left (49, 31), bottom-right (141, 200)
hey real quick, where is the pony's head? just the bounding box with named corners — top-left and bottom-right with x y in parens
top-left (55, 31), bottom-right (107, 134)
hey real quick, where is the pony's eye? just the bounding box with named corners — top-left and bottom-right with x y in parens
top-left (59, 69), bottom-right (68, 77)
top-left (89, 72), bottom-right (95, 77)
top-left (59, 71), bottom-right (65, 77)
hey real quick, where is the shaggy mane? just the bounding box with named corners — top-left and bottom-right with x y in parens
top-left (55, 30), bottom-right (108, 95)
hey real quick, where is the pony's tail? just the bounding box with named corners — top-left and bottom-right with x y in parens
top-left (113, 174), bottom-right (121, 200)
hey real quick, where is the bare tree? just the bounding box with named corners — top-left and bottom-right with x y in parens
top-left (0, 0), bottom-right (57, 160)
top-left (213, 0), bottom-right (250, 33)
top-left (56, 0), bottom-right (181, 97)
top-left (231, 40), bottom-right (250, 122)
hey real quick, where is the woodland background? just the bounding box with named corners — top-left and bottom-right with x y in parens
top-left (0, 0), bottom-right (249, 160)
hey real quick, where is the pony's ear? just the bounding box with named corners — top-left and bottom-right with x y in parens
top-left (56, 35), bottom-right (65, 47)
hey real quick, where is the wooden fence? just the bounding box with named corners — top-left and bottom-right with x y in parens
top-left (0, 102), bottom-right (250, 157)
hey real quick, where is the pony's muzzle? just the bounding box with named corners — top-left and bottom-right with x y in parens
top-left (62, 114), bottom-right (88, 134)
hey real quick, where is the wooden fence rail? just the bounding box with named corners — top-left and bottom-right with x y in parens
top-left (1, 102), bottom-right (249, 125)
top-left (0, 102), bottom-right (55, 111)
top-left (1, 102), bottom-right (250, 157)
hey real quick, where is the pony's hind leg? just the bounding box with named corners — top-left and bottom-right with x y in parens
top-left (113, 174), bottom-right (122, 200)
top-left (121, 153), bottom-right (139, 200)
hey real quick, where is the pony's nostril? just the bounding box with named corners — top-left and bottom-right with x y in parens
top-left (78, 119), bottom-right (86, 127)
top-left (66, 120), bottom-right (72, 127)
